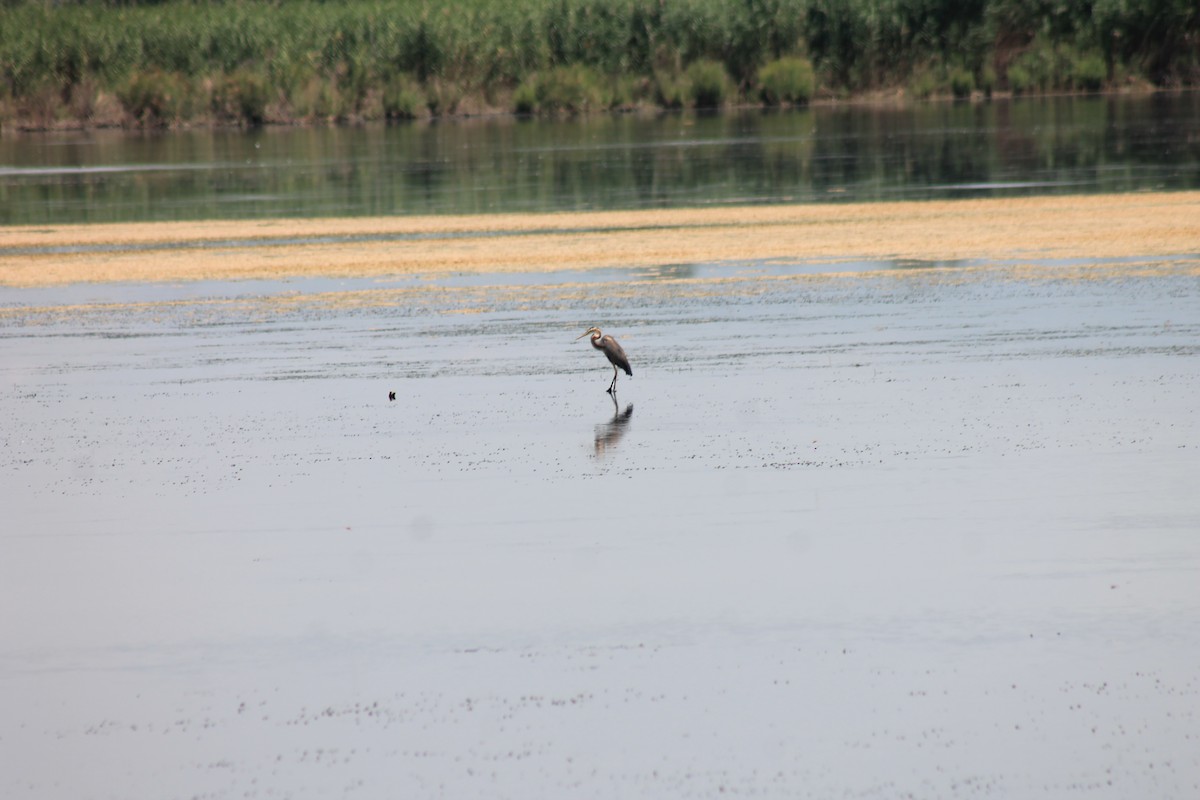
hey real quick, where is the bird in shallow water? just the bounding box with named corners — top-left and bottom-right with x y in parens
top-left (576, 326), bottom-right (632, 394)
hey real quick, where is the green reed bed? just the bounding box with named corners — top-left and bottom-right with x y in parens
top-left (0, 0), bottom-right (1195, 128)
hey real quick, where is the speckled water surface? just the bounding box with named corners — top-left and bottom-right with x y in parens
top-left (2, 254), bottom-right (1199, 798)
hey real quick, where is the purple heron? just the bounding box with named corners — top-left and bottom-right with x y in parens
top-left (575, 327), bottom-right (632, 393)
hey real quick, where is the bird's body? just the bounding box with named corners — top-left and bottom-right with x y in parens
top-left (576, 327), bottom-right (632, 393)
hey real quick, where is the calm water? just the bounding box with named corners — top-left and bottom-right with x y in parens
top-left (5, 86), bottom-right (1200, 800)
top-left (5, 240), bottom-right (1199, 798)
top-left (2, 93), bottom-right (1199, 225)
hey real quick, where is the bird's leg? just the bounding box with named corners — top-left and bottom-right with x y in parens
top-left (607, 364), bottom-right (618, 394)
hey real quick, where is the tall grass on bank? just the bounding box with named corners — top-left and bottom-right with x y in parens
top-left (0, 0), bottom-right (1196, 128)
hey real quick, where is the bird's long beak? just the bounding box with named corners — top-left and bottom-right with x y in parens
top-left (574, 331), bottom-right (590, 341)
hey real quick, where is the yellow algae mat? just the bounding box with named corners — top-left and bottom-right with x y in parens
top-left (2, 192), bottom-right (1198, 287)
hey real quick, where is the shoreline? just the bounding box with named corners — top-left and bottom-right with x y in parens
top-left (1, 86), bottom-right (1169, 135)
top-left (3, 192), bottom-right (1199, 288)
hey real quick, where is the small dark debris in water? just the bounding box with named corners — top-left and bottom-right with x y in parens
top-left (388, 391), bottom-right (396, 401)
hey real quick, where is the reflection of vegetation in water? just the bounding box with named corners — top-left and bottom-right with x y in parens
top-left (0, 0), bottom-right (1197, 129)
top-left (1, 95), bottom-right (1198, 225)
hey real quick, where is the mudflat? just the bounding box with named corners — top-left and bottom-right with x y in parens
top-left (2, 193), bottom-right (1199, 798)
top-left (2, 191), bottom-right (1199, 286)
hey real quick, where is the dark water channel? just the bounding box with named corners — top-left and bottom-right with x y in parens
top-left (2, 92), bottom-right (1198, 225)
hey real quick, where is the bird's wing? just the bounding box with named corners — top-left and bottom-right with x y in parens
top-left (602, 336), bottom-right (632, 375)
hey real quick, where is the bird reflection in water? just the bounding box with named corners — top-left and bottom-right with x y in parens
top-left (594, 394), bottom-right (634, 459)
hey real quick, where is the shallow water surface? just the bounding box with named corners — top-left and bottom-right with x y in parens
top-left (1, 256), bottom-right (1199, 798)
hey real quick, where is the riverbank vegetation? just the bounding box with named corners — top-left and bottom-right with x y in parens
top-left (1, 0), bottom-right (1196, 129)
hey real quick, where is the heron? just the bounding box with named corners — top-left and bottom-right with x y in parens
top-left (575, 326), bottom-right (632, 393)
